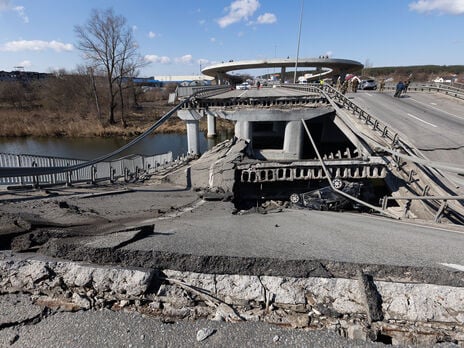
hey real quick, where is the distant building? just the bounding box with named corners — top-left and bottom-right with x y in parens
top-left (155, 75), bottom-right (214, 86)
top-left (0, 70), bottom-right (50, 82)
top-left (129, 75), bottom-right (214, 88)
top-left (433, 75), bottom-right (457, 83)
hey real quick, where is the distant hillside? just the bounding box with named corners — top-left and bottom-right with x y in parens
top-left (363, 65), bottom-right (464, 82)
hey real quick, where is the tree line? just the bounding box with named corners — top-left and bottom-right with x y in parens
top-left (0, 8), bottom-right (147, 128)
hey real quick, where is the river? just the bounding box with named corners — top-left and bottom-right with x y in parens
top-left (0, 131), bottom-right (233, 160)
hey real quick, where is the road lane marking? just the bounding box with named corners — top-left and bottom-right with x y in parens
top-left (410, 97), bottom-right (464, 121)
top-left (440, 263), bottom-right (464, 272)
top-left (406, 113), bottom-right (437, 128)
top-left (353, 213), bottom-right (464, 236)
top-left (366, 93), bottom-right (373, 97)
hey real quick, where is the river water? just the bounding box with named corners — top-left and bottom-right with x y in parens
top-left (0, 131), bottom-right (233, 160)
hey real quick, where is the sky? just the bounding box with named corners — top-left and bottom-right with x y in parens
top-left (1, 0), bottom-right (464, 77)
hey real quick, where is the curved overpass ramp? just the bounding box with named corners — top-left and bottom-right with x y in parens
top-left (202, 57), bottom-right (363, 83)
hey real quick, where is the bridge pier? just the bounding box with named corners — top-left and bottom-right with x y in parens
top-left (207, 113), bottom-right (216, 138)
top-left (234, 120), bottom-right (251, 141)
top-left (283, 120), bottom-right (304, 159)
top-left (177, 109), bottom-right (202, 155)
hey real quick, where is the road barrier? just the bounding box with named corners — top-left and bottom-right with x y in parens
top-left (0, 152), bottom-right (179, 188)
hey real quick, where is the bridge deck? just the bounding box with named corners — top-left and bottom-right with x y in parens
top-left (205, 86), bottom-right (317, 99)
top-left (195, 86), bottom-right (324, 108)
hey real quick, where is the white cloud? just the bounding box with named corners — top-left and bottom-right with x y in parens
top-left (148, 31), bottom-right (157, 38)
top-left (175, 54), bottom-right (193, 64)
top-left (144, 55), bottom-right (171, 64)
top-left (1, 40), bottom-right (73, 52)
top-left (217, 0), bottom-right (260, 28)
top-left (199, 19), bottom-right (206, 25)
top-left (256, 12), bottom-right (276, 24)
top-left (13, 6), bottom-right (28, 23)
top-left (0, 2), bottom-right (29, 22)
top-left (19, 60), bottom-right (32, 68)
top-left (210, 37), bottom-right (216, 43)
top-left (409, 0), bottom-right (464, 14)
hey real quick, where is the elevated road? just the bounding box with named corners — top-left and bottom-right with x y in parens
top-left (347, 90), bottom-right (464, 187)
top-left (201, 58), bottom-right (363, 83)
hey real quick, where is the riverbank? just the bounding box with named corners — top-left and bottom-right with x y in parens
top-left (0, 101), bottom-right (234, 138)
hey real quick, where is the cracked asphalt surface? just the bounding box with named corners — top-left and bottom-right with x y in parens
top-left (1, 180), bottom-right (464, 285)
top-left (1, 179), bottom-right (464, 347)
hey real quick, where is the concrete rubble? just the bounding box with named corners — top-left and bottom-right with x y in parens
top-left (0, 251), bottom-right (463, 346)
top-left (1, 139), bottom-right (464, 346)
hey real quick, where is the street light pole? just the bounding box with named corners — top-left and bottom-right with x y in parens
top-left (293, 0), bottom-right (304, 84)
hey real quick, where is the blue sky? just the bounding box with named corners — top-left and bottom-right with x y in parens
top-left (1, 0), bottom-right (464, 77)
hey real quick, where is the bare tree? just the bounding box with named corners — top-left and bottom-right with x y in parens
top-left (75, 8), bottom-right (143, 125)
top-left (115, 31), bottom-right (146, 128)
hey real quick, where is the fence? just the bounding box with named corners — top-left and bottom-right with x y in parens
top-left (0, 152), bottom-right (175, 187)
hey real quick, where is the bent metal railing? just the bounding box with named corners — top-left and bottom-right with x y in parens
top-left (0, 85), bottom-right (227, 187)
top-left (281, 83), bottom-right (464, 222)
top-left (0, 152), bottom-right (176, 187)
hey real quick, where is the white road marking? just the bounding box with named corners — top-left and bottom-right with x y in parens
top-left (406, 113), bottom-right (438, 128)
top-left (410, 97), bottom-right (464, 121)
top-left (354, 213), bottom-right (464, 236)
top-left (366, 93), bottom-right (373, 97)
top-left (238, 90), bottom-right (248, 97)
top-left (440, 263), bottom-right (464, 272)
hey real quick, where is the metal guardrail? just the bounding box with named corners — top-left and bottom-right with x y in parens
top-left (176, 85), bottom-right (231, 98)
top-left (281, 83), bottom-right (401, 146)
top-left (280, 83), bottom-right (464, 222)
top-left (382, 82), bottom-right (464, 100)
top-left (0, 88), bottom-right (214, 186)
top-left (0, 152), bottom-right (177, 187)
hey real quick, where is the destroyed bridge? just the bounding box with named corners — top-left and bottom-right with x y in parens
top-left (1, 57), bottom-right (464, 223)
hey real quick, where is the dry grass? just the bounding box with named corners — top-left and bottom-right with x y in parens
top-left (0, 103), bottom-right (235, 138)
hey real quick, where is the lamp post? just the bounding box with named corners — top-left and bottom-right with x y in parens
top-left (293, 0), bottom-right (304, 84)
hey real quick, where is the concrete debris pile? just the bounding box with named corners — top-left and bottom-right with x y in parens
top-left (1, 252), bottom-right (463, 346)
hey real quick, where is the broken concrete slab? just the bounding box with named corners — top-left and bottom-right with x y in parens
top-left (0, 252), bottom-right (154, 298)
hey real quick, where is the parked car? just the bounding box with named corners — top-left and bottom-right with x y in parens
top-left (236, 82), bottom-right (250, 90)
top-left (359, 79), bottom-right (377, 90)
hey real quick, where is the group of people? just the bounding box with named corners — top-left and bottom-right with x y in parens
top-left (394, 80), bottom-right (410, 97)
top-left (323, 76), bottom-right (411, 98)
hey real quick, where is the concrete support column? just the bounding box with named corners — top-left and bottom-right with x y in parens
top-left (281, 67), bottom-right (286, 84)
top-left (235, 121), bottom-right (251, 141)
top-left (177, 109), bottom-right (203, 156)
top-left (217, 73), bottom-right (225, 85)
top-left (207, 113), bottom-right (216, 138)
top-left (283, 121), bottom-right (304, 159)
top-left (186, 120), bottom-right (200, 155)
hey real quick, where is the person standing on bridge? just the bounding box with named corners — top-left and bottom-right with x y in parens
top-left (403, 79), bottom-right (410, 94)
top-left (394, 81), bottom-right (405, 97)
top-left (351, 77), bottom-right (359, 92)
top-left (341, 80), bottom-right (349, 94)
top-left (256, 81), bottom-right (261, 90)
top-left (379, 79), bottom-right (385, 92)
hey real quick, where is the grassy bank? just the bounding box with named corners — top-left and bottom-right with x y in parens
top-left (0, 102), bottom-right (235, 138)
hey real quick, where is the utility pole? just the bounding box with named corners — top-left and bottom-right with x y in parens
top-left (293, 0), bottom-right (304, 84)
